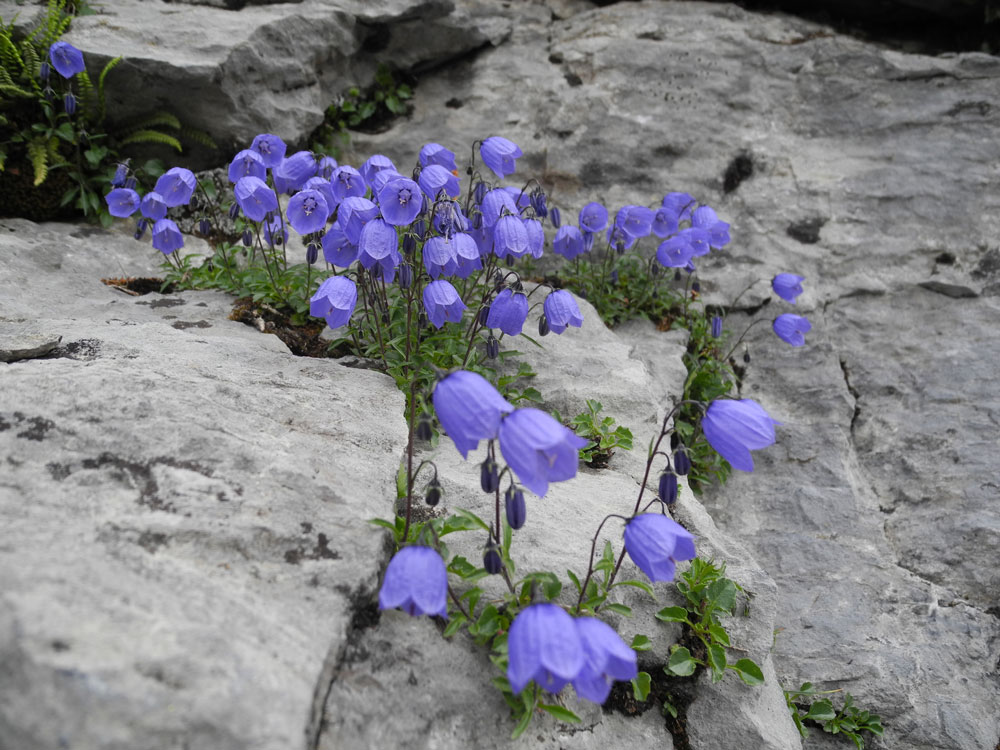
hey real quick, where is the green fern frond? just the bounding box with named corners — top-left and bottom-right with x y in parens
top-left (76, 67), bottom-right (96, 116)
top-left (96, 55), bottom-right (121, 119)
top-left (46, 135), bottom-right (60, 164)
top-left (27, 137), bottom-right (49, 186)
top-left (0, 146), bottom-right (7, 172)
top-left (179, 125), bottom-right (218, 150)
top-left (119, 129), bottom-right (182, 152)
top-left (119, 111), bottom-right (182, 133)
top-left (0, 82), bottom-right (34, 99)
top-left (0, 32), bottom-right (25, 77)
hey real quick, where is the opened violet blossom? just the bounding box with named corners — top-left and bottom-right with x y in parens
top-left (378, 546), bottom-right (448, 618)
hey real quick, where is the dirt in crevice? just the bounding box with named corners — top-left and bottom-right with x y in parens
top-left (102, 277), bottom-right (176, 296)
top-left (228, 297), bottom-right (349, 359)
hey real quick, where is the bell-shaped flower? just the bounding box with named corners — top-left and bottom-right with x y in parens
top-left (378, 177), bottom-right (422, 227)
top-left (579, 202), bottom-right (608, 233)
top-left (623, 514), bottom-right (696, 583)
top-left (772, 273), bottom-right (804, 304)
top-left (691, 205), bottom-right (731, 249)
top-left (263, 215), bottom-right (288, 247)
top-left (310, 275), bottom-right (357, 329)
top-left (505, 486), bottom-right (527, 529)
top-left (493, 214), bottom-right (529, 259)
top-left (681, 226), bottom-right (712, 257)
top-left (318, 155), bottom-right (338, 179)
top-left (543, 290), bottom-right (583, 334)
top-left (154, 167), bottom-right (196, 208)
top-left (651, 206), bottom-right (679, 238)
top-left (773, 313), bottom-right (811, 347)
top-left (702, 399), bottom-right (780, 472)
top-left (287, 189), bottom-right (330, 235)
top-left (321, 220), bottom-right (358, 267)
top-left (486, 288), bottom-right (529, 336)
top-left (273, 151), bottom-right (318, 194)
top-left (423, 235), bottom-right (459, 278)
top-left (432, 370), bottom-right (513, 458)
top-left (378, 546), bottom-right (448, 618)
top-left (250, 133), bottom-right (287, 168)
top-left (419, 142), bottom-right (457, 172)
top-left (357, 218), bottom-right (399, 277)
top-left (616, 205), bottom-right (655, 240)
top-left (481, 188), bottom-right (517, 227)
top-left (360, 153), bottom-right (396, 191)
top-left (331, 165), bottom-right (366, 202)
top-left (553, 225), bottom-right (585, 259)
top-left (480, 136), bottom-right (523, 179)
top-left (661, 192), bottom-right (695, 225)
top-left (470, 224), bottom-right (494, 258)
top-left (422, 280), bottom-right (467, 329)
top-left (48, 42), bottom-right (85, 78)
top-left (572, 618), bottom-right (638, 703)
top-left (139, 191), bottom-right (167, 221)
top-left (228, 149), bottom-right (266, 184)
top-left (105, 188), bottom-right (140, 218)
top-left (507, 604), bottom-right (583, 695)
top-left (432, 200), bottom-right (468, 237)
top-left (498, 408), bottom-right (587, 497)
top-left (304, 176), bottom-right (337, 212)
top-left (452, 232), bottom-right (482, 279)
top-left (369, 168), bottom-right (403, 197)
top-left (504, 186), bottom-right (532, 213)
top-left (234, 176), bottom-right (278, 222)
top-left (418, 164), bottom-right (460, 200)
top-left (656, 235), bottom-right (694, 268)
top-left (339, 196), bottom-right (380, 245)
top-left (151, 219), bottom-right (184, 255)
top-left (523, 218), bottom-right (544, 258)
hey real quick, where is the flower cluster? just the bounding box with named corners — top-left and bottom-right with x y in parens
top-left (771, 273), bottom-right (811, 346)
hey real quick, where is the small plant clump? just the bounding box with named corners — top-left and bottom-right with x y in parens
top-left (785, 683), bottom-right (884, 749)
top-left (105, 133), bottom-right (829, 738)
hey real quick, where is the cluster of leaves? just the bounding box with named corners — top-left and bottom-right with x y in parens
top-left (785, 684), bottom-right (884, 749)
top-left (312, 63), bottom-right (413, 157)
top-left (0, 0), bottom-right (213, 222)
top-left (552, 399), bottom-right (633, 467)
top-left (557, 254), bottom-right (681, 328)
top-left (629, 558), bottom-right (763, 701)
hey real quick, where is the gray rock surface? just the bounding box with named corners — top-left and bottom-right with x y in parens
top-left (345, 1), bottom-right (1000, 748)
top-left (0, 219), bottom-right (408, 750)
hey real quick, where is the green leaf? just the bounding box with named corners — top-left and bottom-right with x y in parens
top-left (707, 623), bottom-right (731, 647)
top-left (610, 579), bottom-right (655, 598)
top-left (666, 646), bottom-right (696, 676)
top-left (538, 704), bottom-right (581, 724)
top-left (630, 634), bottom-right (652, 652)
top-left (604, 603), bottom-right (632, 617)
top-left (566, 569), bottom-right (582, 593)
top-left (663, 699), bottom-right (678, 718)
top-left (731, 658), bottom-right (764, 686)
top-left (442, 614), bottom-right (467, 638)
top-left (655, 606), bottom-right (689, 623)
top-left (805, 699), bottom-right (836, 722)
top-left (706, 579), bottom-right (737, 612)
top-left (708, 644), bottom-right (727, 681)
top-left (631, 671), bottom-right (651, 701)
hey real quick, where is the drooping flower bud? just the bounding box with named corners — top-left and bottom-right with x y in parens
top-left (743, 349), bottom-right (751, 364)
top-left (669, 432), bottom-right (680, 451)
top-left (550, 206), bottom-right (561, 228)
top-left (483, 542), bottom-right (503, 575)
top-left (306, 243), bottom-right (319, 265)
top-left (480, 457), bottom-right (499, 493)
top-left (658, 472), bottom-right (678, 504)
top-left (124, 176), bottom-right (137, 190)
top-left (39, 61), bottom-right (51, 81)
top-left (610, 270), bottom-right (619, 285)
top-left (478, 305), bottom-right (490, 325)
top-left (538, 315), bottom-right (550, 336)
top-left (673, 449), bottom-right (691, 476)
top-left (415, 413), bottom-right (433, 441)
top-left (199, 219), bottom-right (211, 236)
top-left (133, 219), bottom-right (147, 241)
top-left (402, 233), bottom-right (416, 255)
top-left (505, 486), bottom-right (526, 530)
top-left (229, 202), bottom-right (240, 220)
top-left (398, 263), bottom-right (413, 289)
top-left (110, 162), bottom-right (128, 188)
top-left (486, 334), bottom-right (499, 360)
top-left (691, 280), bottom-right (701, 293)
top-left (190, 195), bottom-right (200, 211)
top-left (242, 229), bottom-right (253, 247)
top-left (425, 476), bottom-right (442, 506)
top-left (711, 315), bottom-right (722, 338)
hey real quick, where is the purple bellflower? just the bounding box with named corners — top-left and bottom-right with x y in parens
top-left (480, 136), bottom-right (523, 180)
top-left (418, 164), bottom-right (461, 200)
top-left (369, 167), bottom-right (403, 197)
top-left (310, 275), bottom-right (357, 329)
top-left (154, 167), bottom-right (196, 208)
top-left (419, 142), bottom-right (458, 172)
top-left (432, 370), bottom-right (513, 459)
top-left (623, 514), bottom-right (696, 583)
top-left (151, 219), bottom-right (184, 255)
top-left (553, 225), bottom-right (585, 260)
top-left (263, 215), bottom-right (288, 247)
top-left (378, 546), bottom-right (448, 618)
top-left (360, 153), bottom-right (396, 190)
top-left (339, 196), bottom-right (380, 245)
top-left (228, 149), bottom-right (266, 184)
top-left (507, 603), bottom-right (584, 695)
top-left (234, 176), bottom-right (278, 222)
top-left (616, 205), bottom-right (655, 240)
top-left (656, 235), bottom-right (695, 268)
top-left (139, 191), bottom-right (167, 221)
top-left (378, 177), bottom-right (422, 227)
top-left (105, 188), bottom-right (140, 218)
top-left (486, 288), bottom-right (529, 336)
top-left (422, 280), bottom-right (467, 329)
top-left (304, 176), bottom-right (337, 212)
top-left (481, 188), bottom-right (517, 227)
top-left (773, 313), bottom-right (811, 347)
top-left (48, 42), bottom-right (85, 78)
top-left (498, 408), bottom-right (588, 497)
top-left (273, 151), bottom-right (318, 194)
top-left (423, 235), bottom-right (459, 278)
top-left (452, 232), bottom-right (483, 278)
top-left (318, 155), bottom-right (338, 179)
top-left (524, 218), bottom-right (545, 259)
top-left (357, 218), bottom-right (400, 282)
top-left (579, 202), bottom-right (609, 233)
top-left (286, 189), bottom-right (330, 235)
top-left (691, 205), bottom-right (731, 249)
top-left (702, 399), bottom-right (780, 472)
top-left (543, 290), bottom-right (583, 334)
top-left (572, 618), bottom-right (639, 703)
top-left (321, 221), bottom-right (358, 267)
top-left (493, 214), bottom-right (529, 259)
top-left (331, 166), bottom-right (366, 202)
top-left (661, 192), bottom-right (696, 225)
top-left (250, 133), bottom-right (287, 168)
top-left (772, 273), bottom-right (805, 304)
